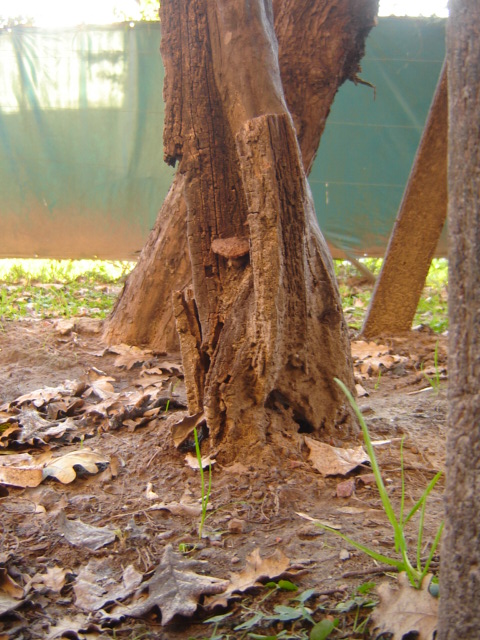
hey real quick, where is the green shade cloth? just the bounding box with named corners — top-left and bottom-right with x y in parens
top-left (0, 18), bottom-right (445, 259)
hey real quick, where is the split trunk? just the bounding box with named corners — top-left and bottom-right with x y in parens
top-left (104, 0), bottom-right (378, 459)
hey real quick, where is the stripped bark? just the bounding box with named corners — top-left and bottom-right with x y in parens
top-left (103, 0), bottom-right (378, 353)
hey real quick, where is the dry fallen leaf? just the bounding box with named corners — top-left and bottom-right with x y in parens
top-left (108, 344), bottom-right (153, 370)
top-left (30, 566), bottom-right (67, 593)
top-left (104, 544), bottom-right (228, 624)
top-left (9, 409), bottom-right (68, 446)
top-left (206, 548), bottom-right (291, 608)
top-left (0, 568), bottom-right (24, 616)
top-left (74, 560), bottom-right (143, 611)
top-left (185, 452), bottom-right (216, 470)
top-left (58, 511), bottom-right (116, 551)
top-left (0, 464), bottom-right (44, 488)
top-left (84, 373), bottom-right (117, 400)
top-left (43, 449), bottom-right (109, 484)
top-left (172, 412), bottom-right (206, 449)
top-left (45, 613), bottom-right (101, 640)
top-left (148, 500), bottom-right (203, 517)
top-left (305, 436), bottom-right (368, 476)
top-left (372, 573), bottom-right (438, 640)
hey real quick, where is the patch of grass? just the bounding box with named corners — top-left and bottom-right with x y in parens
top-left (201, 585), bottom-right (346, 640)
top-left (314, 379), bottom-right (444, 590)
top-left (334, 257), bottom-right (448, 334)
top-left (0, 259), bottom-right (134, 322)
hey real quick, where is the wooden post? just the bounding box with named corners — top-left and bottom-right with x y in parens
top-left (361, 62), bottom-right (447, 337)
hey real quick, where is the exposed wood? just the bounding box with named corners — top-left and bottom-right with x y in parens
top-left (103, 175), bottom-right (189, 352)
top-left (437, 2), bottom-right (480, 637)
top-left (103, 0), bottom-right (378, 352)
top-left (361, 63), bottom-right (447, 337)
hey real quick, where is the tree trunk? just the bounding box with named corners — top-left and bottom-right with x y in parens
top-left (155, 0), bottom-right (361, 462)
top-left (437, 2), bottom-right (480, 638)
top-left (103, 0), bottom-right (378, 352)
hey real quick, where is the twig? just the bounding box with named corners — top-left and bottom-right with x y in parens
top-left (342, 565), bottom-right (399, 579)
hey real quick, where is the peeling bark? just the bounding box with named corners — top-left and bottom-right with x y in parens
top-left (103, 0), bottom-right (378, 353)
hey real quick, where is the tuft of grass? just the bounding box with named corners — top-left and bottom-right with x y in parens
top-left (193, 427), bottom-right (212, 539)
top-left (314, 378), bottom-right (444, 590)
top-left (421, 341), bottom-right (442, 392)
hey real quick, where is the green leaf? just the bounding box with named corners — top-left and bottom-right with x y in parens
top-left (204, 612), bottom-right (234, 624)
top-left (356, 581), bottom-right (376, 595)
top-left (277, 579), bottom-right (298, 591)
top-left (293, 587), bottom-right (317, 603)
top-left (234, 612), bottom-right (265, 631)
top-left (270, 605), bottom-right (303, 622)
top-left (310, 619), bottom-right (336, 640)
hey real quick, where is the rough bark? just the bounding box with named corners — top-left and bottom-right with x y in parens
top-left (437, 2), bottom-right (480, 638)
top-left (159, 0), bottom-right (358, 460)
top-left (102, 0), bottom-right (378, 352)
top-left (361, 63), bottom-right (447, 338)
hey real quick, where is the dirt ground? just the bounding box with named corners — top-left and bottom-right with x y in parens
top-left (0, 317), bottom-right (447, 639)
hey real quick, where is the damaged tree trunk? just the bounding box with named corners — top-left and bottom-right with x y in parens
top-left (160, 0), bottom-right (360, 460)
top-left (103, 0), bottom-right (378, 352)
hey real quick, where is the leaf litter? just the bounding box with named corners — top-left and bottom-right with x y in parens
top-left (0, 318), bottom-right (447, 639)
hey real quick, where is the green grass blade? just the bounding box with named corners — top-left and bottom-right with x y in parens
top-left (417, 493), bottom-right (427, 573)
top-left (334, 379), bottom-right (401, 538)
top-left (314, 523), bottom-right (404, 571)
top-left (400, 437), bottom-right (406, 528)
top-left (403, 472), bottom-right (443, 525)
top-left (420, 521), bottom-right (444, 583)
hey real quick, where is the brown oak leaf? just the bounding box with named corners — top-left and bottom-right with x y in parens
top-left (104, 544), bottom-right (228, 625)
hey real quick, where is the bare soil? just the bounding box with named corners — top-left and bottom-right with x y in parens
top-left (0, 318), bottom-right (447, 639)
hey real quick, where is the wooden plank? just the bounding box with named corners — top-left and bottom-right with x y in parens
top-left (361, 62), bottom-right (447, 337)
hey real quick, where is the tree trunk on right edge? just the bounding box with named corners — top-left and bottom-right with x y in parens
top-left (437, 2), bottom-right (480, 638)
top-left (102, 0), bottom-right (378, 352)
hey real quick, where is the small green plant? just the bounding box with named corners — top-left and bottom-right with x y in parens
top-left (315, 379), bottom-right (444, 589)
top-left (334, 582), bottom-right (376, 635)
top-left (194, 426), bottom-right (212, 539)
top-left (421, 341), bottom-right (441, 392)
top-left (202, 611), bottom-right (234, 640)
top-left (231, 587), bottom-right (320, 639)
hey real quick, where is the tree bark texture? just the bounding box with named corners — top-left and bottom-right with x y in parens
top-left (102, 0), bottom-right (378, 353)
top-left (437, 2), bottom-right (480, 638)
top-left (361, 63), bottom-right (447, 338)
top-left (159, 0), bottom-right (362, 459)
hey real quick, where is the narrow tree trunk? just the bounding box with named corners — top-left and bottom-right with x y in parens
top-left (103, 0), bottom-right (377, 352)
top-left (437, 2), bottom-right (480, 637)
top-left (159, 0), bottom-right (357, 461)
